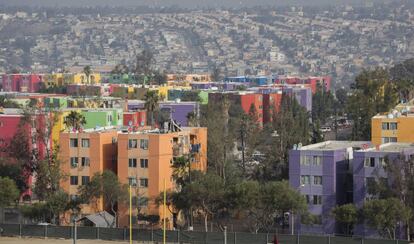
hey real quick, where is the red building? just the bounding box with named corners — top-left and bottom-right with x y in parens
top-left (0, 109), bottom-right (51, 201)
top-left (1, 74), bottom-right (43, 93)
top-left (274, 76), bottom-right (331, 94)
top-left (123, 110), bottom-right (147, 127)
top-left (209, 92), bottom-right (264, 124)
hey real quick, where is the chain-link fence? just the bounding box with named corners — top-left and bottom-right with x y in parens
top-left (0, 223), bottom-right (409, 244)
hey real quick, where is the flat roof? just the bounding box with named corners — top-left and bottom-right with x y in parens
top-left (359, 143), bottom-right (414, 153)
top-left (299, 140), bottom-right (371, 151)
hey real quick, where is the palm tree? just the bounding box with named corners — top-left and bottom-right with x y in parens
top-left (144, 91), bottom-right (159, 128)
top-left (83, 65), bottom-right (92, 84)
top-left (64, 111), bottom-right (86, 131)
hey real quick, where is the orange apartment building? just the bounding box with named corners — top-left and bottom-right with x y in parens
top-left (59, 129), bottom-right (118, 219)
top-left (117, 127), bottom-right (207, 227)
top-left (58, 125), bottom-right (207, 227)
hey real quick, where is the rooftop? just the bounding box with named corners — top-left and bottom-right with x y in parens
top-left (299, 140), bottom-right (371, 151)
top-left (359, 143), bottom-right (414, 153)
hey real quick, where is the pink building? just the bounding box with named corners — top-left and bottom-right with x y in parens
top-left (1, 74), bottom-right (43, 93)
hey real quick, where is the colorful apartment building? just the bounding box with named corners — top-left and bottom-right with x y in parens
top-left (116, 126), bottom-right (207, 227)
top-left (273, 76), bottom-right (331, 93)
top-left (371, 103), bottom-right (414, 145)
top-left (289, 141), bottom-right (371, 234)
top-left (128, 100), bottom-right (200, 127)
top-left (123, 111), bottom-right (147, 127)
top-left (353, 143), bottom-right (414, 239)
top-left (209, 91), bottom-right (264, 124)
top-left (59, 129), bottom-right (118, 218)
top-left (1, 74), bottom-right (43, 93)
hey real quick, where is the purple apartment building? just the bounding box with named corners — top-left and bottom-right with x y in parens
top-left (353, 143), bottom-right (414, 239)
top-left (289, 141), bottom-right (371, 234)
top-left (127, 100), bottom-right (199, 126)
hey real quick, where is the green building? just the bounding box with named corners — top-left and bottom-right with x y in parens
top-left (81, 108), bottom-right (123, 129)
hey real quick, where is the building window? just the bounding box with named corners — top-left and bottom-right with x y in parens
top-left (365, 177), bottom-right (376, 194)
top-left (128, 177), bottom-right (137, 187)
top-left (70, 138), bottom-right (78, 147)
top-left (140, 178), bottom-right (149, 187)
top-left (81, 139), bottom-right (90, 148)
top-left (128, 139), bottom-right (138, 149)
top-left (129, 158), bottom-right (137, 168)
top-left (382, 122), bottom-right (398, 130)
top-left (140, 139), bottom-right (148, 150)
top-left (300, 156), bottom-right (311, 165)
top-left (81, 157), bottom-right (90, 167)
top-left (70, 157), bottom-right (78, 168)
top-left (140, 159), bottom-right (148, 168)
top-left (313, 176), bottom-right (322, 185)
top-left (70, 176), bottom-right (78, 185)
top-left (81, 176), bottom-right (90, 185)
top-left (313, 156), bottom-right (322, 166)
top-left (313, 195), bottom-right (322, 205)
top-left (382, 137), bottom-right (397, 143)
top-left (300, 175), bottom-right (310, 185)
top-left (364, 157), bottom-right (375, 167)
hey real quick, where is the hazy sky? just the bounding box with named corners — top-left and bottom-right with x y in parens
top-left (0, 0), bottom-right (393, 8)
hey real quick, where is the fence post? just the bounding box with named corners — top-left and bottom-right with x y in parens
top-left (224, 226), bottom-right (227, 244)
top-left (177, 229), bottom-right (180, 243)
top-left (44, 225), bottom-right (48, 239)
top-left (151, 228), bottom-right (154, 242)
top-left (296, 232), bottom-right (300, 244)
top-left (361, 237), bottom-right (364, 244)
top-left (123, 227), bottom-right (126, 240)
top-left (96, 227), bottom-right (99, 239)
top-left (266, 233), bottom-right (269, 244)
top-left (234, 232), bottom-right (236, 244)
top-left (327, 235), bottom-right (331, 244)
top-left (19, 223), bottom-right (22, 238)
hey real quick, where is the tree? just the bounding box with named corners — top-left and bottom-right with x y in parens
top-left (83, 65), bottom-right (92, 84)
top-left (254, 95), bottom-right (311, 181)
top-left (312, 85), bottom-right (335, 125)
top-left (363, 198), bottom-right (411, 240)
top-left (33, 145), bottom-right (66, 201)
top-left (134, 50), bottom-right (155, 84)
top-left (210, 65), bottom-right (221, 81)
top-left (332, 204), bottom-right (359, 235)
top-left (0, 160), bottom-right (28, 193)
top-left (153, 70), bottom-right (167, 85)
top-left (144, 91), bottom-right (160, 128)
top-left (45, 190), bottom-right (69, 224)
top-left (79, 170), bottom-right (128, 227)
top-left (64, 111), bottom-right (86, 131)
top-left (0, 95), bottom-right (20, 108)
top-left (347, 68), bottom-right (399, 140)
top-left (0, 177), bottom-right (20, 207)
top-left (111, 64), bottom-right (129, 74)
top-left (390, 58), bottom-right (414, 102)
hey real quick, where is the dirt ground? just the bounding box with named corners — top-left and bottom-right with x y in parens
top-left (0, 237), bottom-right (154, 244)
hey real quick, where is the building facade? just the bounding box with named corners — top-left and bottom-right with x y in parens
top-left (289, 141), bottom-right (371, 234)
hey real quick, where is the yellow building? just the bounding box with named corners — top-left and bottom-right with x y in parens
top-left (73, 73), bottom-right (101, 84)
top-left (371, 102), bottom-right (414, 145)
top-left (44, 73), bottom-right (65, 88)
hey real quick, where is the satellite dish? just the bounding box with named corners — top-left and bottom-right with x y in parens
top-left (128, 120), bottom-right (133, 126)
top-left (140, 121), bottom-right (145, 126)
top-left (298, 143), bottom-right (302, 149)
